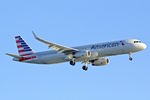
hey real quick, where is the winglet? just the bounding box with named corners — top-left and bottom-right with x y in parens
top-left (32, 31), bottom-right (45, 42)
top-left (32, 31), bottom-right (52, 47)
top-left (32, 31), bottom-right (38, 39)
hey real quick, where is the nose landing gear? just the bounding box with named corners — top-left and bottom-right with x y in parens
top-left (129, 52), bottom-right (133, 61)
top-left (129, 57), bottom-right (133, 61)
top-left (82, 62), bottom-right (89, 71)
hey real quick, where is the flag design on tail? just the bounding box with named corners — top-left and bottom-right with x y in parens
top-left (15, 36), bottom-right (36, 61)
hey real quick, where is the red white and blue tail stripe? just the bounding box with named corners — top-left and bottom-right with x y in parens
top-left (15, 36), bottom-right (34, 57)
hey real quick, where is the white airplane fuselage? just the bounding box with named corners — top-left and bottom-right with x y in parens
top-left (14, 39), bottom-right (146, 65)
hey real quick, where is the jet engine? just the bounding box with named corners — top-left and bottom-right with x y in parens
top-left (92, 57), bottom-right (109, 66)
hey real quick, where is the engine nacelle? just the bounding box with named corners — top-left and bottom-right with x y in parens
top-left (92, 58), bottom-right (109, 66)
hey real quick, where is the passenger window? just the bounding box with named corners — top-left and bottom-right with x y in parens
top-left (134, 41), bottom-right (141, 43)
top-left (134, 41), bottom-right (138, 43)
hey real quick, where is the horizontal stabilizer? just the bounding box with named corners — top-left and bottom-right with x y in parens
top-left (6, 53), bottom-right (22, 59)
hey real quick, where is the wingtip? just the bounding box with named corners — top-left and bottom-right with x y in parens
top-left (32, 31), bottom-right (36, 36)
top-left (32, 31), bottom-right (38, 38)
top-left (6, 53), bottom-right (9, 55)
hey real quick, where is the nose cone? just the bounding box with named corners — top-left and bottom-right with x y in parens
top-left (138, 43), bottom-right (147, 50)
top-left (133, 43), bottom-right (147, 52)
top-left (142, 43), bottom-right (147, 50)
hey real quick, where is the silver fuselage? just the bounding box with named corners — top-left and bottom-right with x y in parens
top-left (14, 39), bottom-right (147, 64)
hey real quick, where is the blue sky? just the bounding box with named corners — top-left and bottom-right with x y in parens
top-left (0, 0), bottom-right (150, 100)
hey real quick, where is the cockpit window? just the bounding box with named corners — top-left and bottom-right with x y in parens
top-left (134, 41), bottom-right (141, 43)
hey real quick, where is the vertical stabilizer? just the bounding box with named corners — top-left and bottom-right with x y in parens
top-left (15, 36), bottom-right (34, 56)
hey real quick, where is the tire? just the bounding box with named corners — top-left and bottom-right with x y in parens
top-left (82, 66), bottom-right (88, 71)
top-left (70, 61), bottom-right (75, 66)
top-left (129, 57), bottom-right (133, 61)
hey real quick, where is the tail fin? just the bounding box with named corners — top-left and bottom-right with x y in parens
top-left (15, 36), bottom-right (34, 56)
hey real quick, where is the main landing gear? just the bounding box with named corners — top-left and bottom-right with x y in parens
top-left (70, 58), bottom-right (75, 66)
top-left (69, 54), bottom-right (89, 71)
top-left (129, 52), bottom-right (133, 61)
top-left (82, 62), bottom-right (89, 71)
top-left (70, 60), bottom-right (75, 66)
top-left (82, 65), bottom-right (88, 71)
top-left (70, 60), bottom-right (89, 71)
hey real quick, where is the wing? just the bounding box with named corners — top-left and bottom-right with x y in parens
top-left (32, 31), bottom-right (79, 55)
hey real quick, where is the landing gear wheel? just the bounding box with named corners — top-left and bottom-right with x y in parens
top-left (129, 57), bottom-right (133, 61)
top-left (129, 52), bottom-right (133, 61)
top-left (82, 66), bottom-right (88, 71)
top-left (70, 60), bottom-right (75, 66)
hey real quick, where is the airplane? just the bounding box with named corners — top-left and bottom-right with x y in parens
top-left (6, 32), bottom-right (147, 71)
